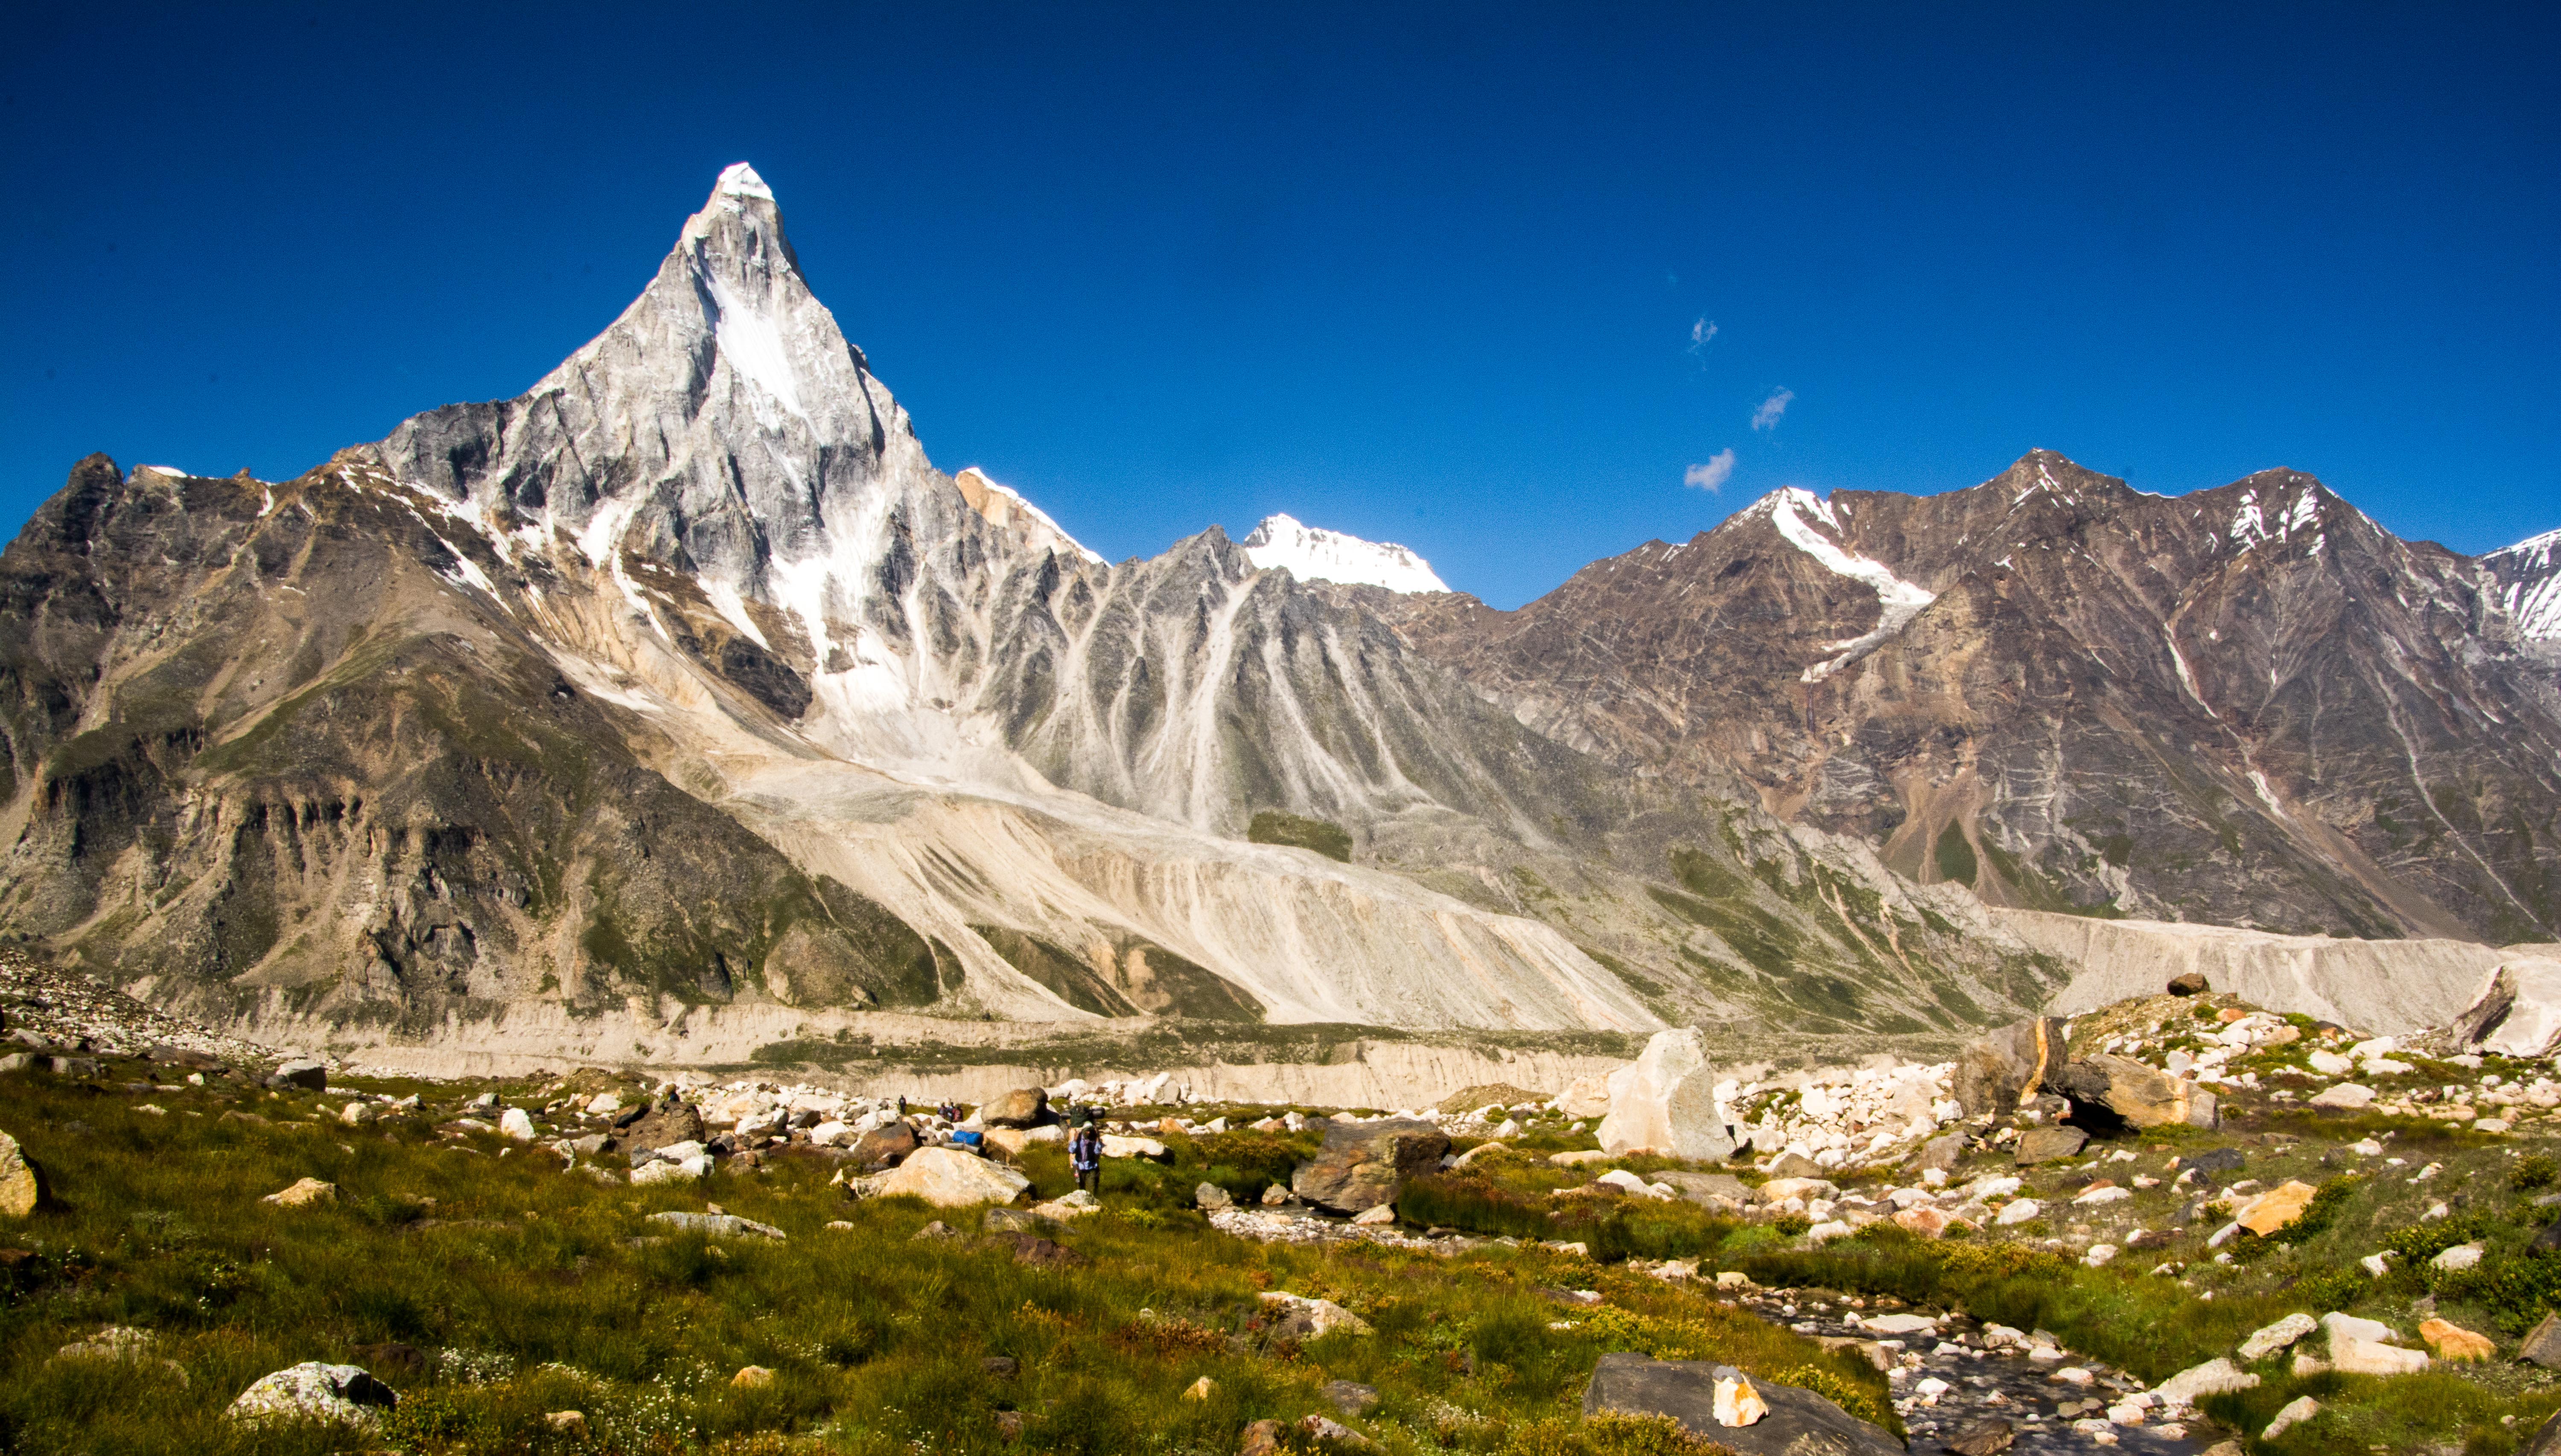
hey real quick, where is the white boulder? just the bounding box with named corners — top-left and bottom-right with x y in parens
top-left (226, 1363), bottom-right (397, 1427)
top-left (1597, 1028), bottom-right (1736, 1161)
top-left (2452, 958), bottom-right (2561, 1057)
top-left (867, 1146), bottom-right (1032, 1208)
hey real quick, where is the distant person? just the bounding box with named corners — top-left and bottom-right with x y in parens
top-left (1069, 1121), bottom-right (1103, 1196)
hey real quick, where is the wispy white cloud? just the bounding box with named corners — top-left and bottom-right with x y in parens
top-left (1751, 387), bottom-right (1794, 431)
top-left (1684, 449), bottom-right (1736, 493)
top-left (1689, 317), bottom-right (1718, 352)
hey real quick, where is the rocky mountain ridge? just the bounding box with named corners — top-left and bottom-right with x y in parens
top-left (0, 165), bottom-right (2072, 1063)
top-left (1382, 453), bottom-right (2561, 945)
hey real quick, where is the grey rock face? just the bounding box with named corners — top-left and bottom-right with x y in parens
top-left (1581, 1351), bottom-right (1902, 1456)
top-left (1291, 1118), bottom-right (1450, 1213)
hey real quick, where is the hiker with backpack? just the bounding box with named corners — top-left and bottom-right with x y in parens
top-left (1068, 1116), bottom-right (1103, 1196)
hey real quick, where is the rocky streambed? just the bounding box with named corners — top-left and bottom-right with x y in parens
top-left (1724, 1286), bottom-right (2215, 1454)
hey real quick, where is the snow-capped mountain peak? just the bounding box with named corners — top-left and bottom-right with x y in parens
top-left (2487, 526), bottom-right (2561, 645)
top-left (953, 467), bottom-right (1105, 565)
top-left (1241, 513), bottom-right (1449, 593)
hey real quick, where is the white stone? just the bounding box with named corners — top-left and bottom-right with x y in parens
top-left (226, 1363), bottom-right (392, 1427)
top-left (1863, 1313), bottom-right (1937, 1336)
top-left (2309, 1083), bottom-right (2374, 1109)
top-left (865, 1146), bottom-right (1032, 1208)
top-left (2238, 1313), bottom-right (2317, 1361)
top-left (2331, 1336), bottom-right (2429, 1376)
top-left (2153, 1357), bottom-right (2258, 1405)
top-left (2431, 1242), bottom-right (2484, 1271)
top-left (2360, 1252), bottom-right (2395, 1277)
top-left (2263, 1395), bottom-right (2320, 1440)
top-left (2084, 1244), bottom-right (2118, 1268)
top-left (2074, 1186), bottom-right (2132, 1206)
top-left (806, 1120), bottom-right (853, 1147)
top-left (1805, 1220), bottom-right (1855, 1243)
top-left (499, 1108), bottom-right (537, 1142)
top-left (2322, 1312), bottom-right (2395, 1345)
top-left (631, 1156), bottom-right (710, 1185)
top-left (1351, 1204), bottom-right (1397, 1225)
top-left (1995, 1199), bottom-right (2042, 1226)
top-left (1598, 1028), bottom-right (1736, 1160)
top-left (2454, 958), bottom-right (2561, 1057)
top-left (1100, 1134), bottom-right (1168, 1160)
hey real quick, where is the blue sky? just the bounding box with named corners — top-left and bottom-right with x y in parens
top-left (6, 3), bottom-right (2556, 608)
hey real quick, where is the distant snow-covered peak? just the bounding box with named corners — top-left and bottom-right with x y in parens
top-left (953, 467), bottom-right (1105, 565)
top-left (715, 162), bottom-right (774, 201)
top-left (1241, 513), bottom-right (1449, 594)
top-left (2488, 527), bottom-right (2561, 644)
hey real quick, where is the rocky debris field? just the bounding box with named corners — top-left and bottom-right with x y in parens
top-left (0, 949), bottom-right (274, 1074)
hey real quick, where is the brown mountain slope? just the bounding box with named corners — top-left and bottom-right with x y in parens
top-left (1381, 451), bottom-right (2561, 942)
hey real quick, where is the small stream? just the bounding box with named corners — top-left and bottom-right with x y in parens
top-left (1729, 1286), bottom-right (2216, 1454)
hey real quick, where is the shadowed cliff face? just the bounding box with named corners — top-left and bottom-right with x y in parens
top-left (0, 167), bottom-right (2085, 1052)
top-left (1381, 452), bottom-right (2561, 943)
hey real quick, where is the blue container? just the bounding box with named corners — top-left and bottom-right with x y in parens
top-left (952, 1130), bottom-right (985, 1150)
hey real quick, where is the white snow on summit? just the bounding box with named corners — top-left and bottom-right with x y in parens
top-left (1745, 486), bottom-right (1936, 683)
top-left (953, 467), bottom-right (1105, 565)
top-left (2489, 527), bottom-right (2561, 644)
top-left (1241, 514), bottom-right (1449, 594)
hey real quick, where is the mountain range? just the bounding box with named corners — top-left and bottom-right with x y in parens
top-left (0, 164), bottom-right (2553, 1067)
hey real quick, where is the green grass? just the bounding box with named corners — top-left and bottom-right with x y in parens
top-left (0, 1067), bottom-right (1863, 1456)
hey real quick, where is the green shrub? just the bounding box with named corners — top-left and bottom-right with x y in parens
top-left (1245, 810), bottom-right (1353, 862)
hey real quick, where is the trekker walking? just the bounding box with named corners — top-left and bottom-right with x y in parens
top-left (1069, 1120), bottom-right (1103, 1196)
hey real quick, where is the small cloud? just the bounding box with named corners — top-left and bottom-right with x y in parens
top-left (1689, 317), bottom-right (1718, 350)
top-left (1750, 387), bottom-right (1794, 431)
top-left (1684, 449), bottom-right (1736, 493)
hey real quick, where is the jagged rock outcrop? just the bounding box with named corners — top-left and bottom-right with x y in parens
top-left (1382, 455), bottom-right (2561, 944)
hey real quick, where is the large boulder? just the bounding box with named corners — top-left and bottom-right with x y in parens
top-left (869, 1146), bottom-right (1032, 1208)
top-left (2452, 958), bottom-right (2561, 1057)
top-left (0, 1130), bottom-right (44, 1219)
top-left (1554, 1075), bottom-right (1613, 1120)
top-left (982, 1088), bottom-right (1050, 1129)
top-left (619, 1098), bottom-right (706, 1156)
top-left (849, 1122), bottom-right (919, 1168)
top-left (1597, 1028), bottom-right (1735, 1161)
top-left (1291, 1118), bottom-right (1450, 1213)
top-left (268, 1059), bottom-right (328, 1092)
top-left (1951, 1017), bottom-right (2068, 1118)
top-left (2047, 1054), bottom-right (2218, 1130)
top-left (1582, 1351), bottom-right (1902, 1456)
top-left (226, 1363), bottom-right (397, 1427)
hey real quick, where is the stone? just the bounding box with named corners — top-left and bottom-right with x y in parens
top-left (649, 1211), bottom-right (786, 1239)
top-left (2309, 1049), bottom-right (2354, 1075)
top-left (1912, 1131), bottom-right (1968, 1173)
top-left (2048, 1054), bottom-right (2218, 1130)
top-left (2237, 1180), bottom-right (2319, 1235)
top-left (0, 1130), bottom-right (44, 1218)
top-left (499, 1108), bottom-right (537, 1142)
top-left (632, 1155), bottom-right (712, 1185)
top-left (1295, 1414), bottom-right (1369, 1447)
top-left (2452, 957), bottom-right (2561, 1057)
top-left (1554, 1075), bottom-right (1613, 1120)
top-left (2431, 1242), bottom-right (2484, 1271)
top-left (1351, 1204), bottom-right (1397, 1226)
top-left (1945, 1417), bottom-right (2016, 1455)
top-left (2262, 1395), bottom-right (2319, 1440)
top-left (260, 1177), bottom-right (338, 1209)
top-left (2323, 1312), bottom-right (2395, 1345)
top-left (732, 1365), bottom-right (774, 1388)
top-left (1894, 1206), bottom-right (1951, 1238)
top-left (2518, 1312), bottom-right (2561, 1367)
top-left (1291, 1118), bottom-right (1448, 1213)
top-left (1101, 1134), bottom-right (1169, 1160)
top-left (1323, 1379), bottom-right (1380, 1415)
top-left (1953, 1016), bottom-right (2069, 1118)
top-left (1239, 1418), bottom-right (1285, 1456)
top-left (850, 1121), bottom-right (920, 1168)
top-left (1196, 1182), bottom-right (1233, 1209)
top-left (1762, 1150), bottom-right (1824, 1178)
top-left (2524, 1409), bottom-right (2561, 1456)
top-left (1260, 1183), bottom-right (1291, 1206)
top-left (226, 1362), bottom-right (397, 1426)
top-left (546, 1411), bottom-right (588, 1436)
top-left (1759, 1176), bottom-right (1839, 1203)
top-left (2420, 1318), bottom-right (2493, 1361)
top-left (620, 1099), bottom-right (706, 1155)
top-left (1597, 1028), bottom-right (1736, 1160)
top-left (982, 1088), bottom-right (1050, 1129)
top-left (1712, 1367), bottom-right (1768, 1427)
top-left (2237, 1313), bottom-right (2316, 1361)
top-left (2154, 1357), bottom-right (2258, 1405)
top-left (1651, 1170), bottom-right (1753, 1204)
top-left (2182, 1147), bottom-right (2246, 1184)
top-left (1184, 1375), bottom-right (1216, 1401)
top-left (2309, 1083), bottom-right (2374, 1109)
top-left (868, 1146), bottom-right (1032, 1207)
top-left (982, 1356), bottom-right (1019, 1376)
top-left (1995, 1198), bottom-right (2042, 1226)
top-left (58, 1326), bottom-right (158, 1362)
top-left (2014, 1127), bottom-right (2088, 1165)
top-left (270, 1059), bottom-right (328, 1092)
top-left (1581, 1352), bottom-right (1902, 1456)
top-left (2332, 1335), bottom-right (2429, 1375)
top-left (1257, 1291), bottom-right (1372, 1337)
top-left (1549, 1150), bottom-right (1613, 1167)
top-left (2167, 972), bottom-right (2209, 996)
